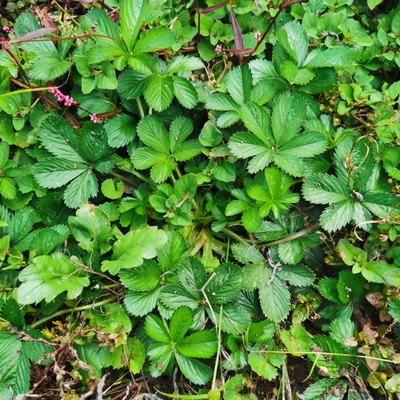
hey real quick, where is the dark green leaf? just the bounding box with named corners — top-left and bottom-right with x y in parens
top-left (120, 0), bottom-right (148, 51)
top-left (124, 287), bottom-right (162, 317)
top-left (144, 75), bottom-right (174, 112)
top-left (226, 65), bottom-right (252, 106)
top-left (134, 27), bottom-right (175, 54)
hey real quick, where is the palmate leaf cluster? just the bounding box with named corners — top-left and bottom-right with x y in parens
top-left (1, 0), bottom-right (400, 398)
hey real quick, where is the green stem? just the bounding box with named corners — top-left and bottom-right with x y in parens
top-left (211, 305), bottom-right (223, 391)
top-left (30, 297), bottom-right (117, 329)
top-left (136, 97), bottom-right (145, 119)
top-left (257, 223), bottom-right (320, 248)
top-left (221, 228), bottom-right (250, 245)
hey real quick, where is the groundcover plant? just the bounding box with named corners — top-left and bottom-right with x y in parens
top-left (0, 0), bottom-right (400, 398)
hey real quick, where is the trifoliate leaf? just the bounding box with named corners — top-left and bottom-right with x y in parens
top-left (17, 253), bottom-right (90, 304)
top-left (302, 174), bottom-right (349, 204)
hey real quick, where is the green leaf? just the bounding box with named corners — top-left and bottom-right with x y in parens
top-left (101, 178), bottom-right (124, 199)
top-left (101, 227), bottom-right (167, 275)
top-left (172, 76), bottom-right (198, 109)
top-left (248, 320), bottom-right (276, 343)
top-left (145, 314), bottom-right (171, 344)
top-left (242, 206), bottom-right (263, 232)
top-left (231, 243), bottom-right (264, 265)
top-left (304, 46), bottom-right (361, 68)
top-left (388, 298), bottom-right (400, 319)
top-left (136, 115), bottom-right (170, 153)
top-left (277, 21), bottom-right (308, 65)
top-left (319, 202), bottom-right (354, 231)
top-left (302, 378), bottom-right (342, 400)
top-left (104, 114), bottom-right (137, 148)
top-left (170, 306), bottom-right (193, 342)
top-left (271, 93), bottom-right (306, 145)
top-left (63, 170), bottom-right (99, 209)
top-left (33, 159), bottom-right (87, 189)
top-left (226, 65), bottom-right (252, 106)
top-left (157, 231), bottom-right (188, 272)
top-left (199, 122), bottom-right (222, 147)
top-left (337, 270), bottom-right (365, 303)
top-left (277, 264), bottom-right (315, 286)
top-left (239, 102), bottom-right (273, 144)
top-left (126, 338), bottom-right (146, 374)
top-left (124, 287), bottom-right (162, 317)
top-left (206, 93), bottom-right (240, 111)
top-left (248, 352), bottom-right (279, 381)
top-left (330, 316), bottom-right (356, 345)
top-left (302, 174), bottom-right (349, 204)
top-left (175, 353), bottom-right (212, 384)
top-left (166, 55), bottom-right (204, 74)
top-left (205, 263), bottom-right (243, 304)
top-left (318, 277), bottom-right (341, 304)
top-left (117, 69), bottom-right (148, 100)
top-left (68, 203), bottom-right (112, 254)
top-left (119, 259), bottom-right (161, 291)
top-left (259, 272), bottom-right (290, 322)
top-left (278, 239), bottom-right (304, 265)
top-left (17, 253), bottom-right (90, 304)
top-left (0, 331), bottom-right (30, 398)
top-left (28, 57), bottom-right (72, 81)
top-left (177, 330), bottom-right (218, 358)
top-left (37, 115), bottom-right (86, 163)
top-left (120, 0), bottom-right (148, 51)
top-left (134, 27), bottom-right (175, 54)
top-left (144, 75), bottom-right (174, 111)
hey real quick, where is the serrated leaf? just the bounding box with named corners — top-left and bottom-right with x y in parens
top-left (0, 331), bottom-right (30, 398)
top-left (170, 306), bottom-right (193, 342)
top-left (243, 206), bottom-right (263, 232)
top-left (63, 170), bottom-right (98, 208)
top-left (144, 75), bottom-right (174, 112)
top-left (145, 314), bottom-right (171, 343)
top-left (206, 93), bottom-right (240, 111)
top-left (278, 239), bottom-right (304, 264)
top-left (231, 243), bottom-right (264, 264)
top-left (159, 284), bottom-right (202, 310)
top-left (37, 115), bottom-right (86, 163)
top-left (177, 330), bottom-right (217, 358)
top-left (277, 21), bottom-right (308, 66)
top-left (277, 264), bottom-right (315, 286)
top-left (299, 67), bottom-right (337, 94)
top-left (33, 159), bottom-right (87, 189)
top-left (120, 0), bottom-right (148, 51)
top-left (104, 114), bottom-right (137, 148)
top-left (226, 65), bottom-right (252, 106)
top-left (166, 55), bottom-right (204, 74)
top-left (318, 277), bottom-right (341, 304)
top-left (17, 253), bottom-right (90, 304)
top-left (124, 287), bottom-right (162, 317)
top-left (175, 353), bottom-right (212, 384)
top-left (248, 59), bottom-right (282, 84)
top-left (304, 46), bottom-right (361, 68)
top-left (330, 316), bottom-right (356, 345)
top-left (28, 57), bottom-right (72, 81)
top-left (101, 227), bottom-right (167, 275)
top-left (211, 304), bottom-right (251, 335)
top-left (205, 263), bottom-right (243, 304)
top-left (271, 93), bottom-right (306, 144)
top-left (388, 298), bottom-right (400, 319)
top-left (119, 259), bottom-right (161, 291)
top-left (134, 27), bottom-right (175, 54)
top-left (302, 174), bottom-right (349, 204)
top-left (337, 270), bottom-right (365, 303)
top-left (259, 273), bottom-right (290, 322)
top-left (117, 69), bottom-right (148, 100)
top-left (172, 76), bottom-right (198, 109)
top-left (302, 378), bottom-right (342, 399)
top-left (243, 264), bottom-right (266, 290)
top-left (158, 231), bottom-right (188, 272)
top-left (136, 115), bottom-right (169, 152)
top-left (239, 102), bottom-right (273, 144)
top-left (319, 202), bottom-right (354, 231)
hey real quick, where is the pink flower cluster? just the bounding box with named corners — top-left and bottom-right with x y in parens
top-left (90, 114), bottom-right (100, 123)
top-left (255, 31), bottom-right (261, 41)
top-left (3, 26), bottom-right (14, 34)
top-left (215, 44), bottom-right (222, 54)
top-left (48, 87), bottom-right (77, 107)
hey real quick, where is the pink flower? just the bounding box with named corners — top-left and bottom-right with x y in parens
top-left (215, 44), bottom-right (222, 54)
top-left (90, 114), bottom-right (100, 123)
top-left (3, 26), bottom-right (14, 34)
top-left (48, 88), bottom-right (77, 107)
top-left (255, 31), bottom-right (261, 41)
